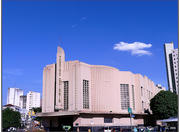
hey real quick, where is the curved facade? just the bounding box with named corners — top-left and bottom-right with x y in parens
top-left (41, 46), bottom-right (165, 130)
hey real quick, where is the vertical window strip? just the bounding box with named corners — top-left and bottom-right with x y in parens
top-left (132, 85), bottom-right (135, 110)
top-left (141, 86), bottom-right (143, 96)
top-left (64, 81), bottom-right (69, 110)
top-left (120, 84), bottom-right (130, 110)
top-left (59, 56), bottom-right (61, 76)
top-left (83, 80), bottom-right (89, 109)
top-left (59, 78), bottom-right (61, 103)
top-left (142, 101), bottom-right (144, 110)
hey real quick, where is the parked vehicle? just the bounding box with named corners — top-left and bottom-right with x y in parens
top-left (7, 127), bottom-right (16, 132)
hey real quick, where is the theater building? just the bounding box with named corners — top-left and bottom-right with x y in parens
top-left (38, 46), bottom-right (165, 131)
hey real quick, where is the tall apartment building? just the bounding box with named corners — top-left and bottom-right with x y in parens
top-left (7, 88), bottom-right (23, 107)
top-left (38, 46), bottom-right (165, 131)
top-left (26, 91), bottom-right (40, 110)
top-left (19, 95), bottom-right (27, 109)
top-left (164, 42), bottom-right (178, 94)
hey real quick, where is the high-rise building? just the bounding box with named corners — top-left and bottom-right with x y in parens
top-left (19, 95), bottom-right (27, 109)
top-left (39, 46), bottom-right (165, 131)
top-left (164, 42), bottom-right (178, 94)
top-left (7, 88), bottom-right (23, 107)
top-left (26, 91), bottom-right (40, 110)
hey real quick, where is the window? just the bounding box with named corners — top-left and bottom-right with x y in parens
top-left (141, 86), bottom-right (143, 96)
top-left (83, 80), bottom-right (89, 109)
top-left (142, 101), bottom-right (144, 110)
top-left (104, 118), bottom-right (113, 123)
top-left (59, 56), bottom-right (61, 76)
top-left (64, 81), bottom-right (69, 110)
top-left (120, 84), bottom-right (130, 110)
top-left (132, 85), bottom-right (135, 110)
top-left (59, 89), bottom-right (61, 103)
top-left (59, 79), bottom-right (62, 103)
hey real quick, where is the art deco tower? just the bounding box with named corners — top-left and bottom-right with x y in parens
top-left (55, 46), bottom-right (65, 110)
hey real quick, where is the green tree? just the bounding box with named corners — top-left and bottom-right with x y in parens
top-left (32, 107), bottom-right (42, 113)
top-left (2, 108), bottom-right (21, 129)
top-left (32, 107), bottom-right (42, 122)
top-left (150, 90), bottom-right (178, 119)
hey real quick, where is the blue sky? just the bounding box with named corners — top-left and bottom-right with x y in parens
top-left (2, 0), bottom-right (178, 105)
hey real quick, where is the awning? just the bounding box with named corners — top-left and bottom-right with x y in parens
top-left (158, 117), bottom-right (178, 123)
top-left (36, 111), bottom-right (146, 117)
top-left (36, 111), bottom-right (79, 117)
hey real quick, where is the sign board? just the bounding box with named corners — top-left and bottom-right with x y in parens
top-left (75, 123), bottom-right (79, 126)
top-left (28, 110), bottom-right (36, 117)
top-left (62, 125), bottom-right (71, 131)
top-left (128, 107), bottom-right (132, 114)
top-left (105, 130), bottom-right (111, 132)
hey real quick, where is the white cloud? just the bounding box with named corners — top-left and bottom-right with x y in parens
top-left (72, 16), bottom-right (87, 28)
top-left (4, 69), bottom-right (23, 76)
top-left (113, 42), bottom-right (152, 56)
top-left (72, 24), bottom-right (78, 28)
top-left (80, 17), bottom-right (87, 21)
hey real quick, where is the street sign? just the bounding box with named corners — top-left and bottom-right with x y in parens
top-left (31, 116), bottom-right (36, 119)
top-left (131, 114), bottom-right (135, 118)
top-left (128, 107), bottom-right (132, 114)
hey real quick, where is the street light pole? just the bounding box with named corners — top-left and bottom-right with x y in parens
top-left (90, 121), bottom-right (94, 132)
top-left (130, 113), bottom-right (132, 131)
top-left (128, 107), bottom-right (133, 131)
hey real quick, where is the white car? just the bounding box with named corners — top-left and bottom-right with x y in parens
top-left (8, 127), bottom-right (16, 131)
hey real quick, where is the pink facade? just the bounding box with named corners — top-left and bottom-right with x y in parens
top-left (41, 46), bottom-right (165, 128)
top-left (42, 64), bottom-right (56, 112)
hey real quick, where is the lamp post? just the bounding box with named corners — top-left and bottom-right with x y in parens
top-left (75, 123), bottom-right (79, 132)
top-left (128, 107), bottom-right (133, 131)
top-left (90, 121), bottom-right (94, 132)
top-left (130, 113), bottom-right (132, 131)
